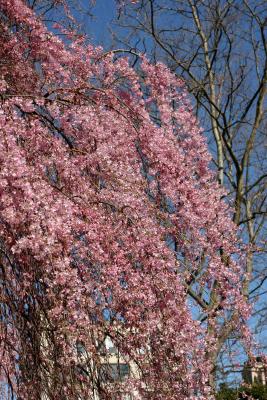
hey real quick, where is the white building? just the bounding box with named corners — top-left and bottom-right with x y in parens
top-left (242, 357), bottom-right (267, 385)
top-left (77, 336), bottom-right (142, 400)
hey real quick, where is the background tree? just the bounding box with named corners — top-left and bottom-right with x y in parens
top-left (110, 0), bottom-right (267, 385)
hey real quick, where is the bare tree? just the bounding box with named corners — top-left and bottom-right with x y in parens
top-left (110, 0), bottom-right (267, 387)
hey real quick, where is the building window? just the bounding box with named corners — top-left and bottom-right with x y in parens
top-left (100, 363), bottom-right (130, 382)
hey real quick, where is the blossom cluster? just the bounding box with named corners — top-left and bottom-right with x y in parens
top-left (0, 1), bottom-right (249, 399)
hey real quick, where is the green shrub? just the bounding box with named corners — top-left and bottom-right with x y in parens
top-left (238, 383), bottom-right (267, 399)
top-left (216, 383), bottom-right (267, 400)
top-left (216, 383), bottom-right (238, 400)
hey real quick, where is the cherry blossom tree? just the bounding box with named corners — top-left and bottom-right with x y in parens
top-left (0, 1), bottom-right (250, 399)
top-left (110, 0), bottom-right (267, 386)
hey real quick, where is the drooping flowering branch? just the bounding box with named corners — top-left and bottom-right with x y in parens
top-left (0, 1), bottom-right (250, 399)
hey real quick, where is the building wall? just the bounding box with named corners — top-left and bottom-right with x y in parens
top-left (243, 359), bottom-right (267, 385)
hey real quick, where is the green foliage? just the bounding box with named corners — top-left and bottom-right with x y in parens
top-left (216, 383), bottom-right (267, 400)
top-left (239, 384), bottom-right (267, 400)
top-left (216, 383), bottom-right (238, 400)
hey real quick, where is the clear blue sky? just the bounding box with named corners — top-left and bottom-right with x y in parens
top-left (81, 1), bottom-right (117, 47)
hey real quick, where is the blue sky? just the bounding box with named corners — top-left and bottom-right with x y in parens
top-left (81, 1), bottom-right (117, 47)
